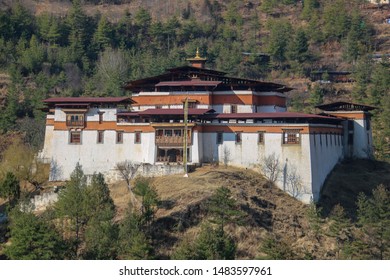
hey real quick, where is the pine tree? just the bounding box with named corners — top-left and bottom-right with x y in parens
top-left (266, 19), bottom-right (293, 67)
top-left (54, 163), bottom-right (88, 258)
top-left (173, 223), bottom-right (236, 260)
top-left (356, 185), bottom-right (390, 259)
top-left (0, 172), bottom-right (20, 206)
top-left (4, 208), bottom-right (65, 260)
top-left (308, 84), bottom-right (324, 110)
top-left (301, 0), bottom-right (320, 20)
top-left (118, 209), bottom-right (154, 260)
top-left (287, 27), bottom-right (310, 72)
top-left (327, 204), bottom-right (353, 259)
top-left (94, 16), bottom-right (112, 51)
top-left (207, 186), bottom-right (244, 233)
top-left (259, 235), bottom-right (296, 260)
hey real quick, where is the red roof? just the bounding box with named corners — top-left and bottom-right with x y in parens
top-left (43, 97), bottom-right (134, 104)
top-left (155, 81), bottom-right (222, 87)
top-left (138, 108), bottom-right (215, 116)
top-left (210, 112), bottom-right (340, 120)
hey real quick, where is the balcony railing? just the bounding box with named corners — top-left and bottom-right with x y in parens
top-left (155, 135), bottom-right (191, 146)
top-left (66, 120), bottom-right (85, 127)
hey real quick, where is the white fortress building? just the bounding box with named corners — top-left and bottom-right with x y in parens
top-left (40, 53), bottom-right (375, 203)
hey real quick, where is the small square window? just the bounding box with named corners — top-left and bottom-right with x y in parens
top-left (116, 131), bottom-right (123, 143)
top-left (97, 131), bottom-right (104, 144)
top-left (217, 132), bottom-right (223, 144)
top-left (231, 105), bottom-right (237, 114)
top-left (282, 130), bottom-right (300, 144)
top-left (70, 131), bottom-right (81, 144)
top-left (135, 131), bottom-right (141, 144)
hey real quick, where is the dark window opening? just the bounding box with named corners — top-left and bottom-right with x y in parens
top-left (97, 131), bottom-right (104, 144)
top-left (117, 131), bottom-right (123, 143)
top-left (135, 131), bottom-right (141, 144)
top-left (217, 132), bottom-right (223, 144)
top-left (235, 132), bottom-right (242, 144)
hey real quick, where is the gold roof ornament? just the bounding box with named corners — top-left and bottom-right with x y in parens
top-left (187, 48), bottom-right (207, 61)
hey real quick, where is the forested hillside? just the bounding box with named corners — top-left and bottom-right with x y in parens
top-left (0, 0), bottom-right (389, 260)
top-left (0, 0), bottom-right (389, 160)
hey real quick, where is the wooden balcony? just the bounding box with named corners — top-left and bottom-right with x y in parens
top-left (155, 135), bottom-right (191, 146)
top-left (66, 120), bottom-right (85, 127)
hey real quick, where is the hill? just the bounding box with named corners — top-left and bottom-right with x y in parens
top-left (108, 161), bottom-right (389, 259)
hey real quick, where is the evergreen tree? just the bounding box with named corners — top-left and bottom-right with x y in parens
top-left (83, 207), bottom-right (118, 260)
top-left (323, 0), bottom-right (350, 41)
top-left (4, 208), bottom-right (65, 260)
top-left (308, 84), bottom-right (324, 110)
top-left (118, 209), bottom-right (154, 260)
top-left (207, 186), bottom-right (244, 233)
top-left (173, 223), bottom-right (236, 260)
top-left (327, 204), bottom-right (354, 259)
top-left (94, 16), bottom-right (112, 51)
top-left (356, 185), bottom-right (390, 259)
top-left (54, 163), bottom-right (88, 258)
top-left (133, 177), bottom-right (159, 229)
top-left (352, 56), bottom-right (372, 102)
top-left (259, 235), bottom-right (296, 260)
top-left (301, 0), bottom-right (320, 20)
top-left (288, 28), bottom-right (309, 64)
top-left (0, 172), bottom-right (20, 206)
top-left (266, 19), bottom-right (293, 67)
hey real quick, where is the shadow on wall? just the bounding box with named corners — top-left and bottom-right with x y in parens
top-left (49, 159), bottom-right (63, 181)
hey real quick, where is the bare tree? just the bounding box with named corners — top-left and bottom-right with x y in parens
top-left (116, 160), bottom-right (141, 208)
top-left (261, 153), bottom-right (281, 183)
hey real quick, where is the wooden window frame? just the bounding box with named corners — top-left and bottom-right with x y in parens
top-left (258, 131), bottom-right (265, 144)
top-left (116, 131), bottom-right (123, 144)
top-left (135, 131), bottom-right (141, 144)
top-left (282, 129), bottom-right (301, 145)
top-left (69, 131), bottom-right (81, 144)
top-left (97, 130), bottom-right (104, 144)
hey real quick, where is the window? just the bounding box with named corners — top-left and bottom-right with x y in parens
top-left (116, 131), bottom-right (123, 143)
top-left (217, 132), bottom-right (223, 144)
top-left (98, 112), bottom-right (104, 124)
top-left (282, 130), bottom-right (300, 144)
top-left (69, 131), bottom-right (81, 144)
top-left (66, 114), bottom-right (84, 127)
top-left (231, 104), bottom-right (237, 114)
top-left (258, 131), bottom-right (264, 144)
top-left (135, 131), bottom-right (141, 144)
top-left (235, 132), bottom-right (242, 144)
top-left (97, 131), bottom-right (104, 144)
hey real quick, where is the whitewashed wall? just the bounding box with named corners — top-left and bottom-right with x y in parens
top-left (49, 130), bottom-right (156, 180)
top-left (309, 133), bottom-right (344, 202)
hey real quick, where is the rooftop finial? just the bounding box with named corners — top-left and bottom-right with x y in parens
top-left (186, 48), bottom-right (207, 68)
top-left (195, 48), bottom-right (201, 59)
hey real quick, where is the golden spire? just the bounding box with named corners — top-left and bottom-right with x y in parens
top-left (186, 47), bottom-right (207, 68)
top-left (195, 48), bottom-right (201, 59)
